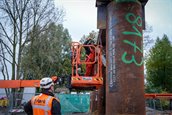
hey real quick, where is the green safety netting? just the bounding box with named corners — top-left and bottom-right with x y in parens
top-left (56, 94), bottom-right (90, 114)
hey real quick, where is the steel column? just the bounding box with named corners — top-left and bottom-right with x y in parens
top-left (106, 0), bottom-right (145, 114)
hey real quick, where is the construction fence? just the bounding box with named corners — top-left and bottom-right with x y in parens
top-left (146, 98), bottom-right (172, 111)
top-left (0, 92), bottom-right (91, 115)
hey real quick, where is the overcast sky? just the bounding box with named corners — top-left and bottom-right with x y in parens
top-left (55, 0), bottom-right (97, 41)
top-left (55, 0), bottom-right (172, 42)
top-left (145, 0), bottom-right (172, 41)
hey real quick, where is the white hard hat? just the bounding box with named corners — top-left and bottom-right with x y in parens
top-left (40, 77), bottom-right (54, 89)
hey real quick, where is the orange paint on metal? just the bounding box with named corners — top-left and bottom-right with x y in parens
top-left (0, 80), bottom-right (40, 88)
top-left (71, 42), bottom-right (103, 89)
top-left (145, 93), bottom-right (172, 99)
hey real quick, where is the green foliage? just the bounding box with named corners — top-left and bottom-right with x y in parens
top-left (145, 35), bottom-right (172, 93)
top-left (21, 23), bottom-right (72, 80)
top-left (160, 99), bottom-right (170, 110)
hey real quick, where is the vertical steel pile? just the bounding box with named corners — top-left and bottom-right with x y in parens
top-left (106, 0), bottom-right (145, 114)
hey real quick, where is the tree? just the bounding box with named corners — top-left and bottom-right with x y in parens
top-left (21, 22), bottom-right (72, 80)
top-left (143, 23), bottom-right (154, 64)
top-left (0, 0), bottom-right (65, 98)
top-left (143, 23), bottom-right (154, 50)
top-left (0, 0), bottom-right (64, 83)
top-left (145, 35), bottom-right (172, 93)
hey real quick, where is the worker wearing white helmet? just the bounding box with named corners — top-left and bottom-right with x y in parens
top-left (24, 77), bottom-right (61, 115)
top-left (40, 77), bottom-right (54, 89)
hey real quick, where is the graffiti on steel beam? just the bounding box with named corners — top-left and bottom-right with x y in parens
top-left (123, 13), bottom-right (142, 37)
top-left (121, 12), bottom-right (143, 66)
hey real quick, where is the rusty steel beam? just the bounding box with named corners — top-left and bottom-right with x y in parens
top-left (106, 0), bottom-right (145, 115)
top-left (97, 6), bottom-right (106, 29)
top-left (96, 0), bottom-right (148, 29)
top-left (96, 0), bottom-right (148, 5)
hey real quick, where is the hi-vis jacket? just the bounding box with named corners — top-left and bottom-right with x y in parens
top-left (31, 93), bottom-right (60, 115)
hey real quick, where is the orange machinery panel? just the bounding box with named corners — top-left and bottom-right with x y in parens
top-left (0, 80), bottom-right (40, 88)
top-left (71, 76), bottom-right (103, 89)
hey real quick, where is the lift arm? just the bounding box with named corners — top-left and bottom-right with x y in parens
top-left (0, 76), bottom-right (58, 88)
top-left (0, 80), bottom-right (40, 88)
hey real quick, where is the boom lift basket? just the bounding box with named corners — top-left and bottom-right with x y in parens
top-left (71, 42), bottom-right (103, 89)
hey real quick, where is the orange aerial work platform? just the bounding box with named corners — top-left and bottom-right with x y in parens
top-left (70, 42), bottom-right (103, 89)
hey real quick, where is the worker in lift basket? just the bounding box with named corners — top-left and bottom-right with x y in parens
top-left (24, 77), bottom-right (61, 115)
top-left (84, 38), bottom-right (95, 76)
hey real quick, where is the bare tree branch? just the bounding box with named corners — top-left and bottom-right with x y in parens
top-left (0, 23), bottom-right (13, 44)
top-left (0, 0), bottom-right (65, 81)
top-left (0, 43), bottom-right (11, 81)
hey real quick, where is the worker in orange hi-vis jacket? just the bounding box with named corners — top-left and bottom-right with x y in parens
top-left (84, 38), bottom-right (95, 76)
top-left (24, 77), bottom-right (61, 115)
